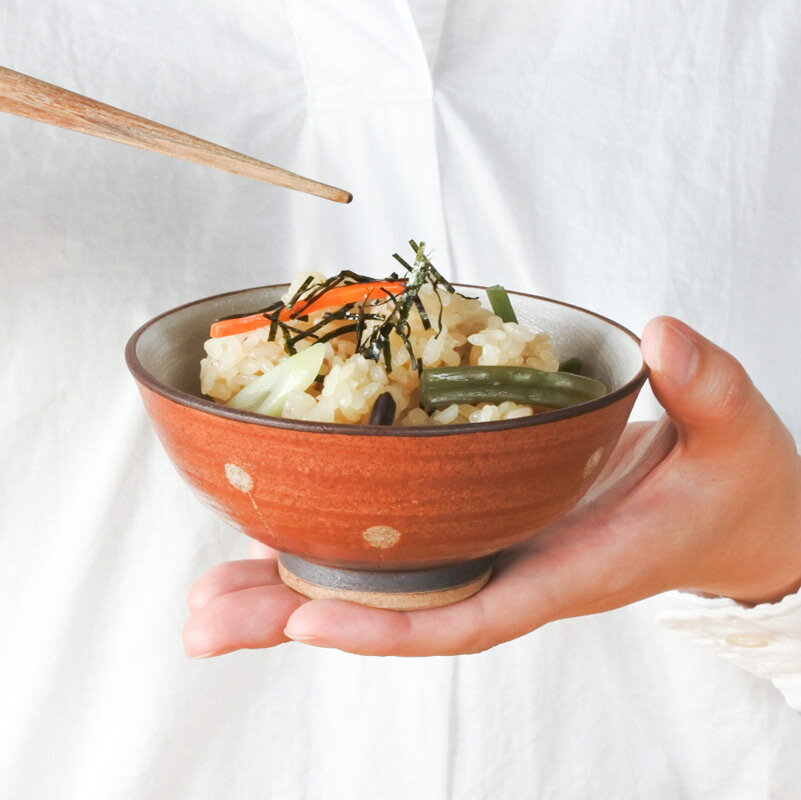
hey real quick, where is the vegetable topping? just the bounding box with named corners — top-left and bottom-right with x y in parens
top-left (419, 366), bottom-right (607, 411)
top-left (203, 240), bottom-right (611, 424)
top-left (210, 241), bottom-right (465, 370)
top-left (225, 343), bottom-right (326, 415)
top-left (210, 280), bottom-right (406, 338)
top-left (486, 285), bottom-right (518, 323)
top-left (558, 357), bottom-right (583, 375)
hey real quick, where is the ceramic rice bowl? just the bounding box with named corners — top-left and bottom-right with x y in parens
top-left (126, 285), bottom-right (648, 609)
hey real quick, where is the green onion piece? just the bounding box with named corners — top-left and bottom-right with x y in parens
top-left (486, 285), bottom-right (518, 323)
top-left (226, 343), bottom-right (326, 415)
top-left (558, 357), bottom-right (583, 375)
top-left (419, 365), bottom-right (607, 411)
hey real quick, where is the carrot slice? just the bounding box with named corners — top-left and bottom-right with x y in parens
top-left (209, 308), bottom-right (292, 338)
top-left (209, 280), bottom-right (406, 338)
top-left (293, 280), bottom-right (406, 316)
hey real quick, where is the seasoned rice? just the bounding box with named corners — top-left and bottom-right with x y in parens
top-left (200, 273), bottom-right (559, 425)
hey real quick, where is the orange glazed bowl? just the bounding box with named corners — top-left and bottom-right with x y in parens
top-left (126, 285), bottom-right (648, 609)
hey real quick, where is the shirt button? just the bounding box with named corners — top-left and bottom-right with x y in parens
top-left (724, 634), bottom-right (770, 648)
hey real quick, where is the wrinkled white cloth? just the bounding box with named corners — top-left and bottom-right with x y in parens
top-left (660, 591), bottom-right (801, 711)
top-left (2, 1), bottom-right (801, 799)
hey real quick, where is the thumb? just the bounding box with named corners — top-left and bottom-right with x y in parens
top-left (641, 316), bottom-right (764, 446)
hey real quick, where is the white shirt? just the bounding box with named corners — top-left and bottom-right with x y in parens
top-left (2, 2), bottom-right (800, 798)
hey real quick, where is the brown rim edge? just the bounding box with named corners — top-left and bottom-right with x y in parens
top-left (125, 283), bottom-right (650, 438)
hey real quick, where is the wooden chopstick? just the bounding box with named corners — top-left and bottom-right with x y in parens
top-left (0, 66), bottom-right (352, 203)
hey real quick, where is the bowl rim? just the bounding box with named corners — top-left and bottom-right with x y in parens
top-left (125, 283), bottom-right (649, 438)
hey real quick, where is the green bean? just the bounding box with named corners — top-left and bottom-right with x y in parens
top-left (486, 285), bottom-right (518, 323)
top-left (558, 357), bottom-right (583, 375)
top-left (419, 366), bottom-right (607, 410)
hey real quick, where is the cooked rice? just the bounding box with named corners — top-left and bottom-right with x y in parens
top-left (200, 273), bottom-right (559, 425)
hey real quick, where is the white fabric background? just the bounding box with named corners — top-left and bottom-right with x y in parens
top-left (2, 2), bottom-right (801, 798)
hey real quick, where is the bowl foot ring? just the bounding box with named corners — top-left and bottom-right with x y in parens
top-left (277, 553), bottom-right (495, 610)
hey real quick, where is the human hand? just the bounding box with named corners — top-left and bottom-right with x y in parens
top-left (183, 317), bottom-right (801, 658)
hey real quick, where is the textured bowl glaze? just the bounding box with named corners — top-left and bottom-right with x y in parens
top-left (126, 286), bottom-right (647, 574)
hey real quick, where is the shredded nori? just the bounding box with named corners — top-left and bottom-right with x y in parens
top-left (286, 274), bottom-right (316, 309)
top-left (357, 241), bottom-right (453, 372)
top-left (287, 303), bottom-right (357, 347)
top-left (314, 322), bottom-right (361, 344)
top-left (218, 240), bottom-right (461, 369)
top-left (289, 273), bottom-right (344, 318)
top-left (413, 295), bottom-right (431, 330)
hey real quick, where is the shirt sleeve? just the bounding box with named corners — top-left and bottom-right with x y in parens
top-left (657, 589), bottom-right (801, 711)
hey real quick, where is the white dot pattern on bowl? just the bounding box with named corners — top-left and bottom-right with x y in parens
top-left (583, 447), bottom-right (604, 477)
top-left (225, 463), bottom-right (254, 493)
top-left (362, 525), bottom-right (402, 549)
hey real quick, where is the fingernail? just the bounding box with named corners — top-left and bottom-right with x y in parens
top-left (188, 650), bottom-right (222, 659)
top-left (652, 321), bottom-right (699, 386)
top-left (284, 627), bottom-right (333, 648)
